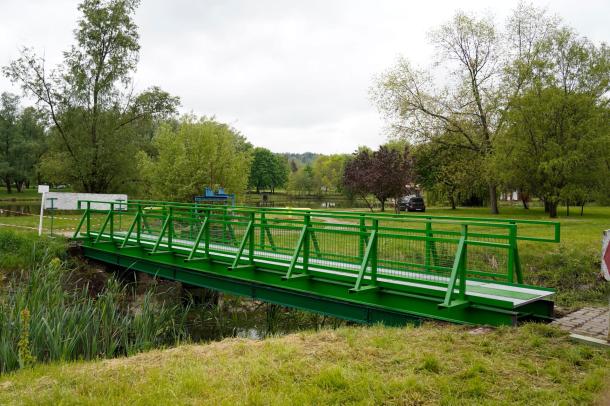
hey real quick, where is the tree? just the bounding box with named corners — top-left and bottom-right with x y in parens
top-left (343, 145), bottom-right (414, 212)
top-left (0, 93), bottom-right (20, 192)
top-left (14, 107), bottom-right (47, 190)
top-left (312, 154), bottom-right (346, 193)
top-left (373, 5), bottom-right (558, 214)
top-left (0, 93), bottom-right (46, 192)
top-left (137, 116), bottom-right (252, 201)
top-left (288, 164), bottom-right (318, 195)
top-left (248, 148), bottom-right (289, 193)
top-left (413, 137), bottom-right (485, 209)
top-left (4, 0), bottom-right (179, 193)
top-left (495, 27), bottom-right (610, 218)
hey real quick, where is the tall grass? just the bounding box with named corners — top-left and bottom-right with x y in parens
top-left (0, 229), bottom-right (65, 271)
top-left (0, 255), bottom-right (189, 374)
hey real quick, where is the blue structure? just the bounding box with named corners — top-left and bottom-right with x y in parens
top-left (194, 187), bottom-right (235, 206)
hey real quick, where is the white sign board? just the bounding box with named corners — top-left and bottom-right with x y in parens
top-left (37, 185), bottom-right (49, 193)
top-left (602, 230), bottom-right (610, 281)
top-left (43, 192), bottom-right (128, 211)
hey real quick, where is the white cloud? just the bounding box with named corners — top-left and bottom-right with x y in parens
top-left (1, 0), bottom-right (608, 153)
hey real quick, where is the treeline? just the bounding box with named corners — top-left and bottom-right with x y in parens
top-left (1, 0), bottom-right (608, 218)
top-left (373, 4), bottom-right (610, 217)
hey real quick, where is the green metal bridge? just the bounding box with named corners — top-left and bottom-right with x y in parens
top-left (73, 200), bottom-right (560, 326)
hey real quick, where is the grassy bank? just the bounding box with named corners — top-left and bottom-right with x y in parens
top-left (0, 324), bottom-right (609, 405)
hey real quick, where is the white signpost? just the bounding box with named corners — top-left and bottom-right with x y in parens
top-left (37, 185), bottom-right (49, 236)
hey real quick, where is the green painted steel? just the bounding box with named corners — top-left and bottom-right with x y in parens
top-left (73, 200), bottom-right (560, 326)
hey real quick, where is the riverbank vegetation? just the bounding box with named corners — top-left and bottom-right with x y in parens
top-left (1, 324), bottom-right (609, 404)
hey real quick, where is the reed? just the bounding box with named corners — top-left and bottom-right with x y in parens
top-left (0, 253), bottom-right (189, 374)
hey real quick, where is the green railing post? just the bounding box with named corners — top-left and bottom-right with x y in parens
top-left (205, 209), bottom-right (210, 256)
top-left (137, 204), bottom-right (142, 245)
top-left (168, 206), bottom-right (173, 251)
top-left (425, 219), bottom-right (432, 272)
top-left (249, 211), bottom-right (255, 264)
top-left (508, 221), bottom-right (518, 283)
top-left (109, 202), bottom-right (115, 242)
top-left (86, 201), bottom-right (91, 237)
top-left (358, 215), bottom-right (366, 259)
top-left (439, 224), bottom-right (469, 309)
top-left (459, 224), bottom-right (468, 300)
top-left (223, 206), bottom-right (228, 243)
top-left (260, 212), bottom-right (266, 249)
top-left (303, 213), bottom-right (311, 275)
top-left (351, 218), bottom-right (379, 292)
top-left (370, 218), bottom-right (378, 285)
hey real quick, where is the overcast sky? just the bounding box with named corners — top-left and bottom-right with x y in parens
top-left (1, 1), bottom-right (608, 153)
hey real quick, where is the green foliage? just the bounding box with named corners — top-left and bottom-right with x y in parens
top-left (311, 154), bottom-right (347, 193)
top-left (374, 4), bottom-right (610, 215)
top-left (288, 164), bottom-right (319, 195)
top-left (413, 137), bottom-right (486, 209)
top-left (0, 229), bottom-right (65, 271)
top-left (138, 116), bottom-right (252, 201)
top-left (3, 0), bottom-right (179, 193)
top-left (343, 144), bottom-right (414, 211)
top-left (249, 148), bottom-right (289, 193)
top-left (494, 27), bottom-right (610, 217)
top-left (0, 94), bottom-right (45, 193)
top-left (523, 245), bottom-right (610, 308)
top-left (0, 253), bottom-right (189, 374)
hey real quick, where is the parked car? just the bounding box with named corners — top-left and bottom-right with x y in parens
top-left (398, 195), bottom-right (426, 212)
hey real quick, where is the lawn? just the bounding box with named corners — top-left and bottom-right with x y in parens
top-left (0, 323), bottom-right (608, 405)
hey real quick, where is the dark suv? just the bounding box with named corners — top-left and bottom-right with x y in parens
top-left (398, 196), bottom-right (426, 212)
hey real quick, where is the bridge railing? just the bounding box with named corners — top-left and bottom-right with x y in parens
top-left (73, 200), bottom-right (559, 308)
top-left (129, 199), bottom-right (561, 243)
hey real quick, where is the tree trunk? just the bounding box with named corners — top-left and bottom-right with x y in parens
top-left (580, 203), bottom-right (585, 216)
top-left (380, 198), bottom-right (385, 212)
top-left (549, 201), bottom-right (558, 218)
top-left (450, 195), bottom-right (456, 210)
top-left (566, 200), bottom-right (570, 216)
top-left (4, 178), bottom-right (11, 193)
top-left (544, 200), bottom-right (550, 213)
top-left (488, 183), bottom-right (499, 214)
top-left (521, 196), bottom-right (529, 209)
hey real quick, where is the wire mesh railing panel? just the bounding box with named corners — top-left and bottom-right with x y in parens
top-left (307, 226), bottom-right (362, 273)
top-left (376, 234), bottom-right (457, 284)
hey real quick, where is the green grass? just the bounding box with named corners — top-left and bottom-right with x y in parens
top-left (0, 324), bottom-right (608, 405)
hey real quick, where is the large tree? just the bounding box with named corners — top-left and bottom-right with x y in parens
top-left (137, 117), bottom-right (252, 201)
top-left (373, 5), bottom-right (558, 214)
top-left (3, 0), bottom-right (179, 193)
top-left (495, 28), bottom-right (610, 218)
